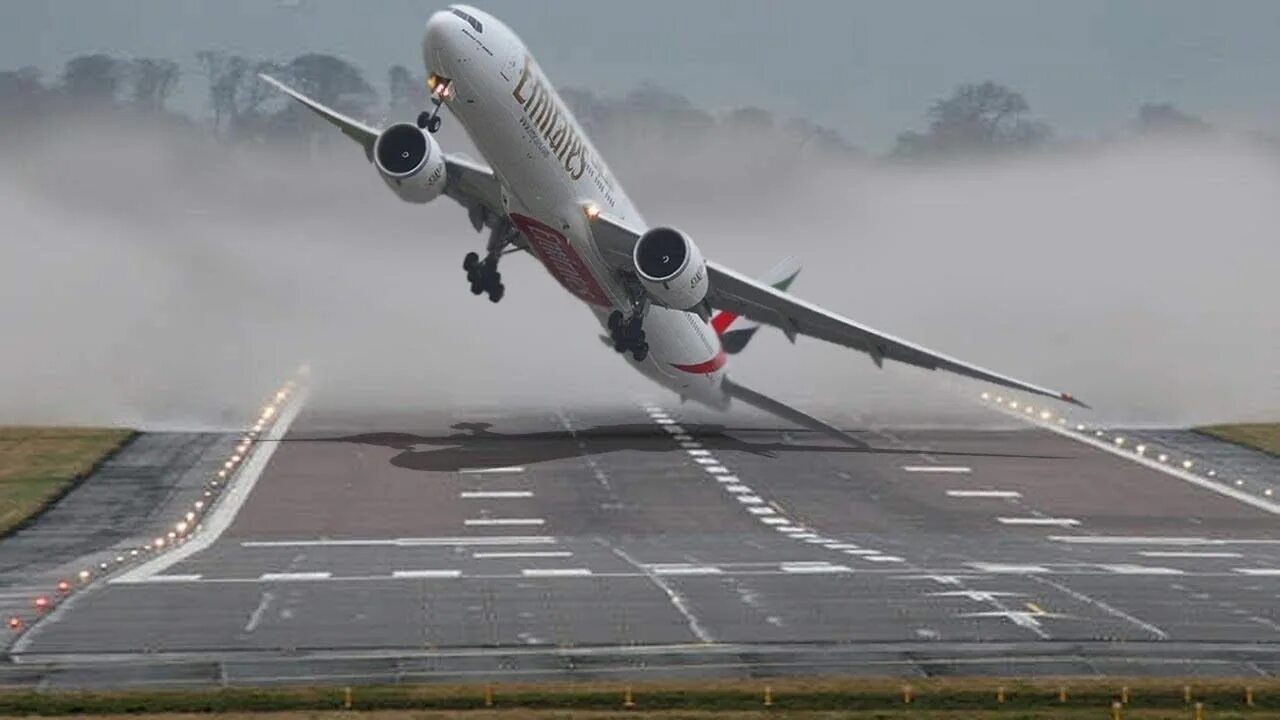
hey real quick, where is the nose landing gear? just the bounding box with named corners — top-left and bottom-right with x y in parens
top-left (417, 76), bottom-right (452, 134)
top-left (608, 310), bottom-right (649, 362)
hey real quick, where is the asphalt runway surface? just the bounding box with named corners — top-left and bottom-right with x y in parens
top-left (5, 398), bottom-right (1280, 686)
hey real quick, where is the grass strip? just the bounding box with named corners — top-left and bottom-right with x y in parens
top-left (0, 426), bottom-right (134, 537)
top-left (3, 678), bottom-right (1280, 715)
top-left (1197, 423), bottom-right (1280, 457)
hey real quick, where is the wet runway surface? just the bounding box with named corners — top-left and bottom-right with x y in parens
top-left (6, 401), bottom-right (1280, 685)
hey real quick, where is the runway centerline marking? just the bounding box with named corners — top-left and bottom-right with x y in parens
top-left (903, 466), bottom-right (972, 474)
top-left (392, 570), bottom-right (462, 578)
top-left (521, 568), bottom-right (592, 577)
top-left (1234, 568), bottom-right (1280, 576)
top-left (967, 562), bottom-right (1050, 574)
top-left (464, 518), bottom-right (545, 526)
top-left (260, 572), bottom-right (331, 581)
top-left (472, 551), bottom-right (572, 559)
top-left (947, 490), bottom-right (1022, 498)
top-left (1049, 536), bottom-right (1280, 546)
top-left (459, 491), bottom-right (534, 499)
top-left (1140, 551), bottom-right (1243, 559)
top-left (1098, 564), bottom-right (1184, 575)
top-left (459, 466), bottom-right (525, 475)
top-left (998, 517), bottom-right (1081, 527)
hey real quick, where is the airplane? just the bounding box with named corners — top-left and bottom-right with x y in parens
top-left (261, 4), bottom-right (1084, 445)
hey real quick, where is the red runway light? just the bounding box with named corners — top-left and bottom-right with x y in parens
top-left (6, 617), bottom-right (20, 631)
top-left (33, 596), bottom-right (50, 611)
top-left (56, 580), bottom-right (71, 593)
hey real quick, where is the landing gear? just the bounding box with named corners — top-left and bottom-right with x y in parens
top-left (416, 78), bottom-right (451, 134)
top-left (608, 310), bottom-right (649, 362)
top-left (464, 251), bottom-right (504, 303)
top-left (416, 111), bottom-right (442, 134)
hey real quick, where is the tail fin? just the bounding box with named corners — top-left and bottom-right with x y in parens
top-left (710, 257), bottom-right (801, 354)
top-left (721, 377), bottom-right (866, 448)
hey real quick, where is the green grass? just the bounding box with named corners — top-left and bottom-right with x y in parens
top-left (0, 426), bottom-right (134, 536)
top-left (2, 678), bottom-right (1280, 716)
top-left (1197, 423), bottom-right (1280, 456)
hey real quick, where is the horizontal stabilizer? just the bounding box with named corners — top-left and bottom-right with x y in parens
top-left (721, 377), bottom-right (867, 449)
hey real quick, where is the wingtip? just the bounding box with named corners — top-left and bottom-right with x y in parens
top-left (1061, 392), bottom-right (1090, 409)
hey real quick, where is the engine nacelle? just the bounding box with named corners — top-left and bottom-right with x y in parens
top-left (373, 123), bottom-right (447, 204)
top-left (633, 227), bottom-right (708, 311)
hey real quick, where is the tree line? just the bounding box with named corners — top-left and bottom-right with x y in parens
top-left (0, 51), bottom-right (1219, 160)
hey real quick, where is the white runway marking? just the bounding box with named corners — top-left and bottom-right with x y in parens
top-left (521, 568), bottom-right (592, 577)
top-left (606, 542), bottom-right (715, 643)
top-left (111, 387), bottom-right (308, 585)
top-left (748, 506), bottom-right (775, 515)
top-left (724, 485), bottom-right (751, 494)
top-left (967, 562), bottom-right (1050, 574)
top-left (1098, 564), bottom-right (1184, 575)
top-left (1050, 535), bottom-right (1280, 546)
top-left (459, 491), bottom-right (533, 499)
top-left (1140, 551), bottom-right (1243, 559)
top-left (865, 555), bottom-right (905, 563)
top-left (843, 549), bottom-right (883, 556)
top-left (760, 517), bottom-right (789, 525)
top-left (737, 495), bottom-right (764, 505)
top-left (391, 570), bottom-right (462, 578)
top-left (459, 466), bottom-right (526, 474)
top-left (1028, 574), bottom-right (1169, 640)
top-left (130, 574), bottom-right (201, 584)
top-left (242, 536), bottom-right (557, 547)
top-left (781, 563), bottom-right (852, 574)
top-left (464, 518), bottom-right (545, 526)
top-left (694, 457), bottom-right (718, 465)
top-left (260, 572), bottom-right (331, 581)
top-left (472, 551), bottom-right (572, 559)
top-left (947, 490), bottom-right (1022, 498)
top-left (243, 591), bottom-right (274, 633)
top-left (1234, 568), bottom-right (1280, 576)
top-left (903, 466), bottom-right (972, 474)
top-left (687, 449), bottom-right (711, 457)
top-left (649, 564), bottom-right (723, 576)
top-left (998, 517), bottom-right (1080, 527)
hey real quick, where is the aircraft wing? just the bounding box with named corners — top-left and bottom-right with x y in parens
top-left (259, 73), bottom-right (505, 229)
top-left (591, 212), bottom-right (1085, 407)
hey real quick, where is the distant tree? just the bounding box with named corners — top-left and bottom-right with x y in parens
top-left (893, 81), bottom-right (1052, 159)
top-left (783, 117), bottom-right (859, 157)
top-left (1135, 102), bottom-right (1210, 135)
top-left (60, 54), bottom-right (124, 104)
top-left (129, 58), bottom-right (180, 114)
top-left (387, 64), bottom-right (427, 120)
top-left (724, 106), bottom-right (775, 133)
top-left (0, 67), bottom-right (53, 127)
top-left (196, 51), bottom-right (282, 137)
top-left (285, 53), bottom-right (374, 117)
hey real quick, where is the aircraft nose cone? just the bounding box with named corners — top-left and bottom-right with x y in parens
top-left (423, 10), bottom-right (461, 60)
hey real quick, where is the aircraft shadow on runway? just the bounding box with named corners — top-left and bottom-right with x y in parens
top-left (305, 422), bottom-right (1061, 473)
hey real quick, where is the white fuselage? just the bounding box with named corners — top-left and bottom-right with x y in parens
top-left (423, 6), bottom-right (729, 409)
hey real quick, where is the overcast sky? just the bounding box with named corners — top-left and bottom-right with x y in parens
top-left (4, 0), bottom-right (1279, 150)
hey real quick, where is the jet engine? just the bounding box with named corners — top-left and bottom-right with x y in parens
top-left (632, 227), bottom-right (707, 311)
top-left (373, 123), bottom-right (447, 203)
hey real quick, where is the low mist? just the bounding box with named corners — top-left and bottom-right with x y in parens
top-left (1, 113), bottom-right (1276, 430)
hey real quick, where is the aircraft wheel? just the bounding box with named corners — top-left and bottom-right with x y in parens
top-left (631, 343), bottom-right (649, 362)
top-left (417, 111), bottom-right (432, 130)
top-left (426, 116), bottom-right (442, 134)
top-left (607, 310), bottom-right (624, 332)
top-left (489, 283), bottom-right (505, 303)
top-left (463, 251), bottom-right (479, 272)
top-left (470, 281), bottom-right (484, 295)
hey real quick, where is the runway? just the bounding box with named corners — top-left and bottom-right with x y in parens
top-left (5, 396), bottom-right (1280, 686)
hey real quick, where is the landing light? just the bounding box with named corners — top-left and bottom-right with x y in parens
top-left (584, 204), bottom-right (601, 221)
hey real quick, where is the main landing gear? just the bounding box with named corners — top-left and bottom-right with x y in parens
top-left (608, 310), bottom-right (649, 362)
top-left (464, 251), bottom-right (504, 303)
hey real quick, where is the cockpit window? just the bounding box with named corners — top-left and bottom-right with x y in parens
top-left (450, 8), bottom-right (483, 33)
